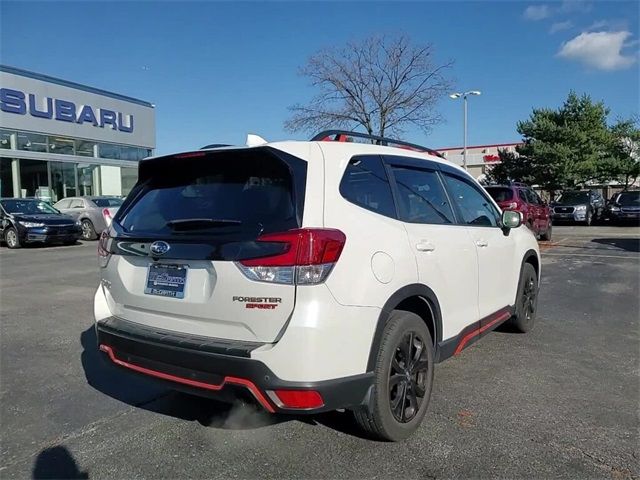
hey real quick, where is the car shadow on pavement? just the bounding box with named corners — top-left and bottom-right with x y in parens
top-left (591, 238), bottom-right (640, 253)
top-left (32, 445), bottom-right (88, 479)
top-left (80, 327), bottom-right (292, 431)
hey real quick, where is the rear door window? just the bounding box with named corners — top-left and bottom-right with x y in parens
top-left (389, 165), bottom-right (454, 224)
top-left (69, 199), bottom-right (84, 209)
top-left (118, 149), bottom-right (303, 239)
top-left (339, 155), bottom-right (396, 219)
top-left (518, 189), bottom-right (530, 204)
top-left (55, 199), bottom-right (72, 210)
top-left (485, 187), bottom-right (513, 203)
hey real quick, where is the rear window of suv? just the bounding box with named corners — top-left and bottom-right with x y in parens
top-left (485, 187), bottom-right (513, 202)
top-left (118, 149), bottom-right (303, 238)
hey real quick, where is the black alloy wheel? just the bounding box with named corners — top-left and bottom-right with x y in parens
top-left (509, 262), bottom-right (538, 333)
top-left (389, 331), bottom-right (429, 423)
top-left (352, 310), bottom-right (434, 441)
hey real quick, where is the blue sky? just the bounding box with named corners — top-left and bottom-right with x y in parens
top-left (1, 1), bottom-right (639, 155)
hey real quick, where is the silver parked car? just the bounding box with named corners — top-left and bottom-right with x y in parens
top-left (53, 196), bottom-right (123, 240)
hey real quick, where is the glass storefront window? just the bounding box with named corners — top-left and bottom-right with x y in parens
top-left (1, 158), bottom-right (14, 197)
top-left (17, 132), bottom-right (47, 153)
top-left (96, 143), bottom-right (151, 160)
top-left (120, 167), bottom-right (138, 197)
top-left (19, 159), bottom-right (50, 201)
top-left (78, 164), bottom-right (100, 196)
top-left (48, 136), bottom-right (75, 155)
top-left (0, 130), bottom-right (13, 149)
top-left (120, 146), bottom-right (138, 161)
top-left (76, 140), bottom-right (97, 157)
top-left (50, 162), bottom-right (77, 202)
top-left (99, 143), bottom-right (120, 159)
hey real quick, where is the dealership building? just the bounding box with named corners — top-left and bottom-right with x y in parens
top-left (437, 142), bottom-right (521, 179)
top-left (0, 65), bottom-right (155, 202)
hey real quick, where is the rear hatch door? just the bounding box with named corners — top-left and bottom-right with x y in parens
top-left (102, 147), bottom-right (307, 343)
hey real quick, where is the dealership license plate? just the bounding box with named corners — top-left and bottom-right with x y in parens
top-left (145, 264), bottom-right (188, 298)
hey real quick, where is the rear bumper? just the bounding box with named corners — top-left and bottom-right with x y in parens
top-left (96, 317), bottom-right (373, 414)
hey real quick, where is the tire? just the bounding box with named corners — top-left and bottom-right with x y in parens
top-left (353, 310), bottom-right (434, 442)
top-left (508, 263), bottom-right (538, 333)
top-left (80, 219), bottom-right (97, 240)
top-left (539, 221), bottom-right (552, 241)
top-left (4, 227), bottom-right (21, 249)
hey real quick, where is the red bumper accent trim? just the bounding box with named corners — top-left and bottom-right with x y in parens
top-left (99, 344), bottom-right (275, 413)
top-left (454, 309), bottom-right (512, 355)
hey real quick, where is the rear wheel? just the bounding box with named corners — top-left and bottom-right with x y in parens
top-left (4, 227), bottom-right (21, 249)
top-left (80, 219), bottom-right (97, 240)
top-left (539, 221), bottom-right (552, 241)
top-left (508, 263), bottom-right (538, 333)
top-left (353, 310), bottom-right (434, 441)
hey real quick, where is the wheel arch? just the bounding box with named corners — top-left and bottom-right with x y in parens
top-left (366, 284), bottom-right (442, 371)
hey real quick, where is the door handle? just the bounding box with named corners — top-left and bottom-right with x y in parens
top-left (416, 241), bottom-right (435, 252)
top-left (476, 240), bottom-right (489, 248)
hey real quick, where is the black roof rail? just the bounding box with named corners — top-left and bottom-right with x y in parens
top-left (311, 130), bottom-right (444, 158)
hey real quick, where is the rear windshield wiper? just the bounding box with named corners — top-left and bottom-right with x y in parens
top-left (166, 218), bottom-right (243, 230)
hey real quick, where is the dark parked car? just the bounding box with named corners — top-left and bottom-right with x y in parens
top-left (0, 198), bottom-right (81, 249)
top-left (485, 184), bottom-right (552, 240)
top-left (53, 196), bottom-right (123, 240)
top-left (551, 190), bottom-right (604, 225)
top-left (605, 190), bottom-right (640, 225)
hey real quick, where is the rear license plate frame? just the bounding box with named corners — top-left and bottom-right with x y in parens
top-left (145, 263), bottom-right (188, 299)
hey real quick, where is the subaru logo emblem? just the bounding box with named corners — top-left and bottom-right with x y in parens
top-left (150, 241), bottom-right (170, 256)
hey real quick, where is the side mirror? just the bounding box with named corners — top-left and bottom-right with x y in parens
top-left (502, 210), bottom-right (522, 230)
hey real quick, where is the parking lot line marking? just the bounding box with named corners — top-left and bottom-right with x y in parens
top-left (543, 252), bottom-right (637, 259)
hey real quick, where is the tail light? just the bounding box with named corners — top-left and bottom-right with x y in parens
top-left (236, 228), bottom-right (346, 285)
top-left (102, 208), bottom-right (113, 226)
top-left (98, 230), bottom-right (111, 267)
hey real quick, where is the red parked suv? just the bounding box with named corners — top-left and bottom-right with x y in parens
top-left (485, 184), bottom-right (552, 240)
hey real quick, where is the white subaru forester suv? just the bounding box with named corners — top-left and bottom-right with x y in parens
top-left (94, 131), bottom-right (540, 441)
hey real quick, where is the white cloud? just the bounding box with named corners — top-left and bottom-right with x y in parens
top-left (524, 1), bottom-right (591, 22)
top-left (523, 5), bottom-right (551, 21)
top-left (558, 31), bottom-right (637, 70)
top-left (586, 19), bottom-right (629, 32)
top-left (550, 21), bottom-right (573, 34)
top-left (559, 0), bottom-right (592, 14)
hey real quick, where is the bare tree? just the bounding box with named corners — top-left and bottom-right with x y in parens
top-left (285, 35), bottom-right (454, 139)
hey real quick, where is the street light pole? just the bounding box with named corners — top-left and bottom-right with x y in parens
top-left (463, 95), bottom-right (468, 170)
top-left (449, 90), bottom-right (481, 171)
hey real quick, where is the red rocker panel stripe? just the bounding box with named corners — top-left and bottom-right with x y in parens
top-left (454, 309), bottom-right (512, 355)
top-left (99, 344), bottom-right (275, 413)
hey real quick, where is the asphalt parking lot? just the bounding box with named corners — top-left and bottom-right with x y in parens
top-left (1, 225), bottom-right (638, 479)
